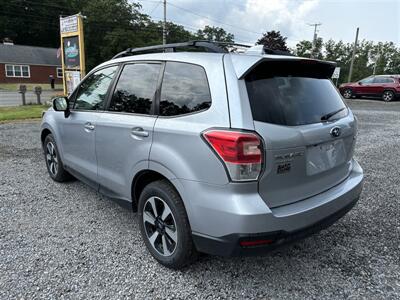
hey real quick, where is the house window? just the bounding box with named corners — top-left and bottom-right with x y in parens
top-left (22, 66), bottom-right (29, 77)
top-left (5, 65), bottom-right (13, 77)
top-left (57, 67), bottom-right (63, 78)
top-left (5, 65), bottom-right (30, 78)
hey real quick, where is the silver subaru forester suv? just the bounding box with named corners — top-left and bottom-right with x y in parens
top-left (41, 41), bottom-right (363, 269)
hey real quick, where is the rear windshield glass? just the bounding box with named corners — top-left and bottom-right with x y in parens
top-left (245, 60), bottom-right (347, 126)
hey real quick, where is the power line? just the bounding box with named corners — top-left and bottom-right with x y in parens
top-left (0, 12), bottom-right (163, 36)
top-left (149, 1), bottom-right (162, 16)
top-left (6, 0), bottom-right (75, 11)
top-left (151, 17), bottom-right (254, 45)
top-left (167, 2), bottom-right (263, 36)
top-left (3, 1), bottom-right (300, 47)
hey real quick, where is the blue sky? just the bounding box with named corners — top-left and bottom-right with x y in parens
top-left (136, 0), bottom-right (400, 46)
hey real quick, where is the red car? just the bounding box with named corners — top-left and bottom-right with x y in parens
top-left (339, 75), bottom-right (400, 102)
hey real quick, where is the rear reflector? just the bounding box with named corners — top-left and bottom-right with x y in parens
top-left (202, 129), bottom-right (263, 181)
top-left (239, 239), bottom-right (274, 247)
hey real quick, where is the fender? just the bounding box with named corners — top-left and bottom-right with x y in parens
top-left (147, 160), bottom-right (191, 215)
top-left (40, 121), bottom-right (66, 162)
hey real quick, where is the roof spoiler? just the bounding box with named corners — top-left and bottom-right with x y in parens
top-left (229, 55), bottom-right (336, 79)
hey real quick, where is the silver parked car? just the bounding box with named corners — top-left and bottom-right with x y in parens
top-left (41, 41), bottom-right (363, 269)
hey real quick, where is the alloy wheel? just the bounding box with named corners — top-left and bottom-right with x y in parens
top-left (46, 142), bottom-right (58, 176)
top-left (382, 91), bottom-right (394, 102)
top-left (142, 196), bottom-right (178, 257)
top-left (343, 89), bottom-right (352, 99)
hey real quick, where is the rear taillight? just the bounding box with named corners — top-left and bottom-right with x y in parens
top-left (202, 129), bottom-right (263, 182)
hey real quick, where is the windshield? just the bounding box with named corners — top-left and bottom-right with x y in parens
top-left (245, 60), bottom-right (347, 126)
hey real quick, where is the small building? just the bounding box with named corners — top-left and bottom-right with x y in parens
top-left (0, 42), bottom-right (63, 84)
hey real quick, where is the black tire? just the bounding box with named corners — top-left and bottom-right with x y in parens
top-left (43, 134), bottom-right (72, 182)
top-left (382, 90), bottom-right (395, 102)
top-left (138, 179), bottom-right (198, 269)
top-left (342, 89), bottom-right (353, 99)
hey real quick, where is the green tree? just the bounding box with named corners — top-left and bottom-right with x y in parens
top-left (295, 40), bottom-right (312, 57)
top-left (76, 0), bottom-right (150, 69)
top-left (195, 25), bottom-right (234, 43)
top-left (371, 42), bottom-right (400, 75)
top-left (324, 39), bottom-right (353, 84)
top-left (256, 30), bottom-right (289, 51)
top-left (163, 21), bottom-right (195, 43)
top-left (295, 38), bottom-right (323, 59)
top-left (0, 0), bottom-right (72, 47)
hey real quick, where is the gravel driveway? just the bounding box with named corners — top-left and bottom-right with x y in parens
top-left (0, 99), bottom-right (399, 299)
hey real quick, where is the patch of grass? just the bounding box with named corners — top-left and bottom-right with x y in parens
top-left (0, 105), bottom-right (49, 122)
top-left (0, 83), bottom-right (63, 91)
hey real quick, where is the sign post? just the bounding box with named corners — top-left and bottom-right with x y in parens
top-left (332, 67), bottom-right (341, 86)
top-left (60, 14), bottom-right (86, 95)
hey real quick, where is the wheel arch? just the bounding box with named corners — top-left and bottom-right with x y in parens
top-left (383, 88), bottom-right (396, 94)
top-left (41, 128), bottom-right (52, 146)
top-left (131, 166), bottom-right (186, 214)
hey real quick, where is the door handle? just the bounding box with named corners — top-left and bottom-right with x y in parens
top-left (131, 127), bottom-right (149, 138)
top-left (84, 122), bottom-right (95, 131)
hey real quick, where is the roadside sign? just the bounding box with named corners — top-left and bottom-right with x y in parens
top-left (59, 14), bottom-right (86, 96)
top-left (63, 36), bottom-right (80, 69)
top-left (332, 67), bottom-right (341, 79)
top-left (65, 71), bottom-right (81, 95)
top-left (60, 15), bottom-right (78, 34)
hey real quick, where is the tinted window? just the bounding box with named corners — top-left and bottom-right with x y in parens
top-left (374, 77), bottom-right (394, 83)
top-left (160, 62), bottom-right (211, 116)
top-left (359, 77), bottom-right (374, 84)
top-left (245, 61), bottom-right (347, 126)
top-left (109, 64), bottom-right (160, 114)
top-left (74, 66), bottom-right (118, 110)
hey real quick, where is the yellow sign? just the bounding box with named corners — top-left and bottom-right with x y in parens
top-left (60, 14), bottom-right (86, 95)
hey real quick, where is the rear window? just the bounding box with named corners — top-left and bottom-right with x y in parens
top-left (160, 62), bottom-right (211, 116)
top-left (245, 60), bottom-right (347, 126)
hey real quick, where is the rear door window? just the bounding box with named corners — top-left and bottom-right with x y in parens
top-left (245, 60), bottom-right (347, 126)
top-left (374, 77), bottom-right (395, 84)
top-left (109, 63), bottom-right (161, 114)
top-left (159, 62), bottom-right (211, 116)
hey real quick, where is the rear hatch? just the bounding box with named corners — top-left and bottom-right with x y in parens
top-left (244, 59), bottom-right (357, 208)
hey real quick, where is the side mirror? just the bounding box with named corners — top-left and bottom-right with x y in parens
top-left (52, 96), bottom-right (70, 118)
top-left (358, 82), bottom-right (362, 85)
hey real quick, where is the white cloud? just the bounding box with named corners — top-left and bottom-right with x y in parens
top-left (141, 0), bottom-right (398, 45)
top-left (225, 0), bottom-right (320, 45)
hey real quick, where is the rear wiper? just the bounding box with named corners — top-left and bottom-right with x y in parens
top-left (321, 107), bottom-right (347, 121)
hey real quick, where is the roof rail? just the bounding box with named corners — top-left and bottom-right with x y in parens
top-left (112, 40), bottom-right (294, 59)
top-left (112, 40), bottom-right (228, 59)
top-left (112, 40), bottom-right (253, 59)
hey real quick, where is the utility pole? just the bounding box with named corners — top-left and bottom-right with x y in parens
top-left (348, 27), bottom-right (359, 82)
top-left (373, 45), bottom-right (381, 75)
top-left (308, 23), bottom-right (321, 58)
top-left (163, 0), bottom-right (167, 45)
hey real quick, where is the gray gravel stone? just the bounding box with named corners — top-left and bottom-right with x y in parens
top-left (0, 99), bottom-right (399, 299)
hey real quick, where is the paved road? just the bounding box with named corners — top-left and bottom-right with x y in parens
top-left (0, 90), bottom-right (59, 106)
top-left (0, 99), bottom-right (399, 299)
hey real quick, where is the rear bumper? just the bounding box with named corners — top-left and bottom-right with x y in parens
top-left (175, 159), bottom-right (363, 257)
top-left (193, 195), bottom-right (358, 256)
